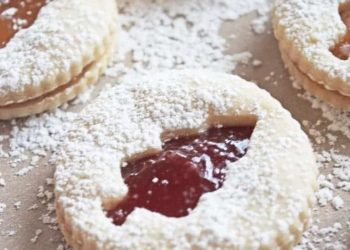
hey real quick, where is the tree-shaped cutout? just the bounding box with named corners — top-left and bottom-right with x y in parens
top-left (107, 126), bottom-right (255, 225)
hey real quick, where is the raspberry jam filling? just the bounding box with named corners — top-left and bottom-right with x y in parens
top-left (107, 126), bottom-right (254, 226)
top-left (0, 0), bottom-right (48, 48)
top-left (331, 2), bottom-right (350, 60)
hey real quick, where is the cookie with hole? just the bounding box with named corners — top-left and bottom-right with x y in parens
top-left (0, 0), bottom-right (118, 119)
top-left (54, 70), bottom-right (318, 250)
top-left (273, 0), bottom-right (350, 99)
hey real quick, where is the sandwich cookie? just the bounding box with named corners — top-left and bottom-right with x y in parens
top-left (0, 0), bottom-right (118, 119)
top-left (54, 70), bottom-right (318, 249)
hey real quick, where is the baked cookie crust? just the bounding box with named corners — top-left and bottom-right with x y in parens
top-left (54, 70), bottom-right (318, 250)
top-left (0, 37), bottom-right (114, 119)
top-left (0, 0), bottom-right (118, 118)
top-left (273, 0), bottom-right (350, 97)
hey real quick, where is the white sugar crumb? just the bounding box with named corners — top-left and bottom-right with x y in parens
top-left (13, 201), bottom-right (21, 210)
top-left (231, 51), bottom-right (253, 65)
top-left (316, 187), bottom-right (334, 207)
top-left (0, 177), bottom-right (5, 187)
top-left (27, 204), bottom-right (39, 211)
top-left (0, 203), bottom-right (6, 213)
top-left (251, 4), bottom-right (271, 34)
top-left (251, 14), bottom-right (269, 34)
top-left (5, 109), bottom-right (76, 169)
top-left (297, 223), bottom-right (347, 250)
top-left (297, 91), bottom-right (350, 140)
top-left (15, 166), bottom-right (34, 176)
top-left (30, 229), bottom-right (43, 243)
top-left (331, 196), bottom-right (344, 210)
top-left (57, 244), bottom-right (64, 250)
top-left (5, 230), bottom-right (17, 237)
top-left (1, 7), bottom-right (18, 17)
top-left (252, 59), bottom-right (263, 67)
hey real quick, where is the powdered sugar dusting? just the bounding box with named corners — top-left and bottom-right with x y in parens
top-left (0, 0), bottom-right (116, 106)
top-left (300, 92), bottom-right (350, 140)
top-left (0, 1), bottom-right (274, 248)
top-left (296, 150), bottom-right (350, 249)
top-left (291, 85), bottom-right (350, 249)
top-left (55, 70), bottom-right (317, 249)
top-left (106, 0), bottom-right (271, 77)
top-left (1, 0), bottom-right (350, 249)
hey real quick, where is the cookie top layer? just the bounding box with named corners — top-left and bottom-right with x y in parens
top-left (54, 70), bottom-right (318, 249)
top-left (274, 0), bottom-right (350, 96)
top-left (0, 0), bottom-right (117, 105)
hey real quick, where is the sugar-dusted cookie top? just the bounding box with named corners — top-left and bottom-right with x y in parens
top-left (0, 0), bottom-right (117, 106)
top-left (274, 0), bottom-right (350, 96)
top-left (54, 70), bottom-right (318, 249)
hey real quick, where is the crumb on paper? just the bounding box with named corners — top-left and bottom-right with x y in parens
top-left (30, 229), bottom-right (43, 243)
top-left (331, 196), bottom-right (344, 210)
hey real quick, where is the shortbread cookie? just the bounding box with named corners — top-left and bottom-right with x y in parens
top-left (0, 0), bottom-right (118, 119)
top-left (274, 0), bottom-right (350, 97)
top-left (0, 46), bottom-right (111, 120)
top-left (54, 70), bottom-right (318, 250)
top-left (280, 51), bottom-right (350, 109)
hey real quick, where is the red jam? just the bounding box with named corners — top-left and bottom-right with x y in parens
top-left (0, 0), bottom-right (48, 48)
top-left (107, 126), bottom-right (254, 226)
top-left (331, 3), bottom-right (350, 60)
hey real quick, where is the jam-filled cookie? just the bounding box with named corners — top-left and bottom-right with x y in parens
top-left (273, 0), bottom-right (350, 108)
top-left (0, 0), bottom-right (118, 119)
top-left (54, 70), bottom-right (318, 249)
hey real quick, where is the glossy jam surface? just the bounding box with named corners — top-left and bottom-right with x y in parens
top-left (331, 2), bottom-right (350, 60)
top-left (0, 0), bottom-right (48, 48)
top-left (107, 126), bottom-right (254, 226)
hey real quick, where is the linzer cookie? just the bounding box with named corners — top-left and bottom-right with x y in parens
top-left (0, 0), bottom-right (118, 119)
top-left (54, 70), bottom-right (318, 249)
top-left (273, 0), bottom-right (350, 109)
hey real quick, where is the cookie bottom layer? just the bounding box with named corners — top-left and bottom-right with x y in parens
top-left (0, 40), bottom-right (114, 120)
top-left (280, 50), bottom-right (350, 110)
